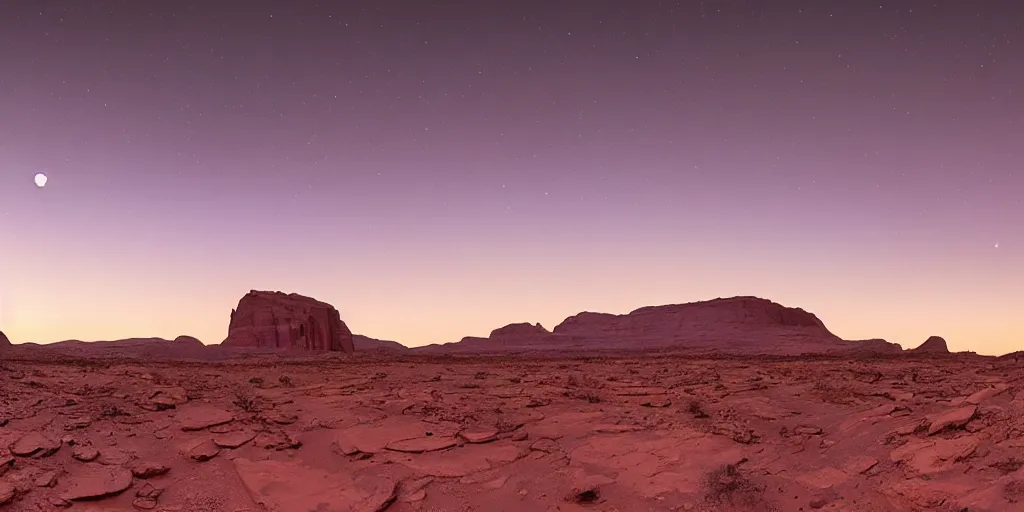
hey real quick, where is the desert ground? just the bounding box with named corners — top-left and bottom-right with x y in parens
top-left (1, 353), bottom-right (1022, 511)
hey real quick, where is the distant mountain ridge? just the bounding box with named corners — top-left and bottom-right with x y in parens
top-left (414, 296), bottom-right (901, 355)
top-left (5, 295), bottom-right (988, 359)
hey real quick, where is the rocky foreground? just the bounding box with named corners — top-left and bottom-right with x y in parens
top-left (1, 354), bottom-right (1022, 511)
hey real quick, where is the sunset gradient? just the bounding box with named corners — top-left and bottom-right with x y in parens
top-left (1, 1), bottom-right (1021, 355)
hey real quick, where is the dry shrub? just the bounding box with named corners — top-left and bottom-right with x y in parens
top-left (233, 391), bottom-right (260, 412)
top-left (566, 373), bottom-right (603, 389)
top-left (703, 463), bottom-right (762, 507)
top-left (564, 389), bottom-right (602, 403)
top-left (688, 400), bottom-right (710, 419)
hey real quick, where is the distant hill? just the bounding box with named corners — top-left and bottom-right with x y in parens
top-left (353, 335), bottom-right (409, 353)
top-left (414, 296), bottom-right (904, 356)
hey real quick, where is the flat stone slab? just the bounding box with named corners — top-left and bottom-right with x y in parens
top-left (177, 406), bottom-right (234, 431)
top-left (233, 458), bottom-right (396, 512)
top-left (213, 431), bottom-right (257, 449)
top-left (459, 429), bottom-right (499, 444)
top-left (60, 466), bottom-right (133, 501)
top-left (386, 436), bottom-right (459, 453)
top-left (928, 405), bottom-right (976, 435)
top-left (188, 440), bottom-right (221, 462)
top-left (9, 432), bottom-right (61, 458)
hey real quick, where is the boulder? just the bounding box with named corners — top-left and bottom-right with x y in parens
top-left (221, 290), bottom-right (354, 353)
top-left (912, 336), bottom-right (949, 354)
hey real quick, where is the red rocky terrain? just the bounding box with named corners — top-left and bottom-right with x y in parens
top-left (1, 293), bottom-right (1009, 510)
top-left (1, 353), bottom-right (1022, 511)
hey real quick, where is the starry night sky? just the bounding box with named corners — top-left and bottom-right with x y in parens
top-left (1, 1), bottom-right (1021, 354)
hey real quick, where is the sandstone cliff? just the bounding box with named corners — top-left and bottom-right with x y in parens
top-left (221, 291), bottom-right (354, 354)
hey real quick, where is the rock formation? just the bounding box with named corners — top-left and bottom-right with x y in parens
top-left (490, 322), bottom-right (550, 339)
top-left (0, 330), bottom-right (10, 347)
top-left (221, 291), bottom-right (354, 354)
top-left (416, 296), bottom-right (893, 355)
top-left (912, 336), bottom-right (950, 354)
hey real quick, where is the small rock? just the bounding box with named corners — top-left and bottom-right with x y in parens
top-left (0, 481), bottom-right (15, 506)
top-left (9, 432), bottom-right (61, 458)
top-left (213, 431), bottom-right (256, 449)
top-left (133, 497), bottom-right (159, 509)
top-left (928, 405), bottom-right (977, 435)
top-left (386, 436), bottom-right (458, 453)
top-left (794, 426), bottom-right (823, 435)
top-left (966, 385), bottom-right (1008, 405)
top-left (65, 418), bottom-right (92, 430)
top-left (810, 496), bottom-right (832, 508)
top-left (136, 482), bottom-right (163, 498)
top-left (398, 476), bottom-right (433, 503)
top-left (60, 466), bottom-right (133, 501)
top-left (72, 445), bottom-right (100, 462)
top-left (641, 399), bottom-right (672, 408)
top-left (177, 406), bottom-right (234, 431)
top-left (188, 440), bottom-right (221, 462)
top-left (843, 456), bottom-right (878, 475)
top-left (35, 470), bottom-right (59, 487)
top-left (530, 438), bottom-right (562, 453)
top-left (48, 496), bottom-right (71, 508)
top-left (129, 461), bottom-right (169, 479)
top-left (483, 475), bottom-right (509, 489)
top-left (511, 431), bottom-right (528, 441)
top-left (459, 429), bottom-right (499, 444)
top-left (253, 431), bottom-right (301, 451)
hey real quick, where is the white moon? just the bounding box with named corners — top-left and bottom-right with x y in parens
top-left (34, 173), bottom-right (48, 188)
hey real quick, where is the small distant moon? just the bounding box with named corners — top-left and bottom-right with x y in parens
top-left (995, 242), bottom-right (999, 249)
top-left (34, 173), bottom-right (48, 188)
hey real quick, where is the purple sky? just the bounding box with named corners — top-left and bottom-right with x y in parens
top-left (1, 0), bottom-right (1021, 354)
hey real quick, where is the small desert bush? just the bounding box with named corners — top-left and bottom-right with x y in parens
top-left (564, 389), bottom-right (602, 403)
top-left (703, 463), bottom-right (762, 506)
top-left (233, 391), bottom-right (259, 412)
top-left (688, 400), bottom-right (710, 419)
top-left (566, 373), bottom-right (603, 389)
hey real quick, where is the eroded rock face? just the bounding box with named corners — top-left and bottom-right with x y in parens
top-left (554, 296), bottom-right (834, 340)
top-left (0, 330), bottom-right (10, 347)
top-left (912, 336), bottom-right (949, 354)
top-left (221, 290), bottom-right (354, 353)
